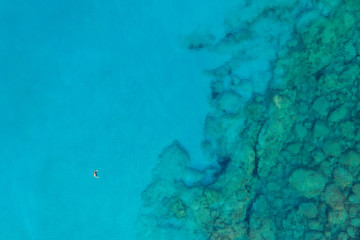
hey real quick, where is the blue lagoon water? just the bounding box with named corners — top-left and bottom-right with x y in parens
top-left (3, 0), bottom-right (360, 239)
top-left (0, 0), bottom-right (227, 239)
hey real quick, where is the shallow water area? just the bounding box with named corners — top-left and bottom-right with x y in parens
top-left (136, 0), bottom-right (360, 240)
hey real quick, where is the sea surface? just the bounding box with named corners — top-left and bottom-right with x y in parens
top-left (3, 0), bottom-right (360, 239)
top-left (0, 0), bottom-right (228, 239)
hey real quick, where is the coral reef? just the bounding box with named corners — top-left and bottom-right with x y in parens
top-left (136, 0), bottom-right (360, 239)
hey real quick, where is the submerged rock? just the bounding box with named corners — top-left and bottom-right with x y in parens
top-left (312, 96), bottom-right (330, 117)
top-left (312, 120), bottom-right (329, 139)
top-left (340, 150), bottom-right (360, 166)
top-left (333, 166), bottom-right (353, 189)
top-left (323, 139), bottom-right (344, 157)
top-left (289, 169), bottom-right (327, 198)
top-left (297, 202), bottom-right (318, 219)
top-left (136, 0), bottom-right (360, 239)
top-left (213, 91), bottom-right (244, 114)
top-left (352, 184), bottom-right (360, 195)
top-left (328, 104), bottom-right (348, 123)
top-left (328, 209), bottom-right (348, 225)
top-left (323, 184), bottom-right (345, 210)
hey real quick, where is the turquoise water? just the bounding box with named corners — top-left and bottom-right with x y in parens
top-left (0, 0), bottom-right (228, 239)
top-left (4, 0), bottom-right (360, 239)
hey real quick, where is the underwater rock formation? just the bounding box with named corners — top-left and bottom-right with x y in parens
top-left (137, 0), bottom-right (360, 239)
top-left (289, 169), bottom-right (327, 199)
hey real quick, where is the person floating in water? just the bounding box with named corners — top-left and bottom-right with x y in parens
top-left (93, 170), bottom-right (100, 178)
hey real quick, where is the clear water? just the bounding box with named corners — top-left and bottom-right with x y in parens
top-left (4, 0), bottom-right (360, 239)
top-left (0, 0), bottom-right (228, 239)
top-left (135, 0), bottom-right (360, 240)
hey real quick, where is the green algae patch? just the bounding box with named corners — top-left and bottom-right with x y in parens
top-left (289, 169), bottom-right (327, 198)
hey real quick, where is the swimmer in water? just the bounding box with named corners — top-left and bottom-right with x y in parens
top-left (93, 170), bottom-right (100, 178)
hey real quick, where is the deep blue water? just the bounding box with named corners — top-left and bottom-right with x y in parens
top-left (0, 0), bottom-right (228, 239)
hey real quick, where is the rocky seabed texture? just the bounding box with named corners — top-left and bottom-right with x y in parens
top-left (136, 0), bottom-right (360, 239)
